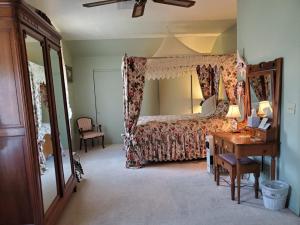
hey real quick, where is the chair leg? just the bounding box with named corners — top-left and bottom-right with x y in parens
top-left (84, 140), bottom-right (87, 153)
top-left (231, 175), bottom-right (235, 201)
top-left (214, 165), bottom-right (217, 182)
top-left (79, 139), bottom-right (82, 150)
top-left (254, 172), bottom-right (260, 199)
top-left (216, 165), bottom-right (220, 186)
top-left (102, 136), bottom-right (105, 148)
top-left (92, 138), bottom-right (94, 147)
top-left (237, 173), bottom-right (241, 204)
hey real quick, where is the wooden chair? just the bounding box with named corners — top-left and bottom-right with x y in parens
top-left (214, 138), bottom-right (260, 203)
top-left (76, 117), bottom-right (105, 152)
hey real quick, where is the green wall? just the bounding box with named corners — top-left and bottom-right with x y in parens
top-left (68, 56), bottom-right (160, 146)
top-left (238, 0), bottom-right (300, 216)
top-left (212, 25), bottom-right (237, 54)
top-left (62, 41), bottom-right (76, 147)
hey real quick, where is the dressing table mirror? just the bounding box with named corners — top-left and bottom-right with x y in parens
top-left (249, 71), bottom-right (274, 119)
top-left (246, 58), bottom-right (283, 143)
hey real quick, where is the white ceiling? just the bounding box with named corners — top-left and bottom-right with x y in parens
top-left (25, 0), bottom-right (236, 40)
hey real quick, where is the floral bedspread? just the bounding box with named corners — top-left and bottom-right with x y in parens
top-left (134, 108), bottom-right (231, 164)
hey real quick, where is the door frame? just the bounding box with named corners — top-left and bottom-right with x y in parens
top-left (92, 68), bottom-right (121, 124)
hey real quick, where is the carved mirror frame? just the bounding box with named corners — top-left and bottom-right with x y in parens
top-left (245, 58), bottom-right (283, 143)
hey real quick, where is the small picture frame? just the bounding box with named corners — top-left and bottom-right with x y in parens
top-left (65, 65), bottom-right (73, 82)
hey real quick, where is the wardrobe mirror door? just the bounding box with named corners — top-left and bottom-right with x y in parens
top-left (50, 48), bottom-right (72, 184)
top-left (25, 36), bottom-right (58, 213)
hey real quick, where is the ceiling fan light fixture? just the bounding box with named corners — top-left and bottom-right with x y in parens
top-left (132, 0), bottom-right (147, 18)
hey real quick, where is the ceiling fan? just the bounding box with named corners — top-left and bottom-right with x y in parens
top-left (82, 0), bottom-right (196, 18)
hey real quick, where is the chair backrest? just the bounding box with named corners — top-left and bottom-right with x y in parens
top-left (77, 117), bottom-right (93, 132)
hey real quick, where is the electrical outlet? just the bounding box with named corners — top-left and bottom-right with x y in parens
top-left (287, 103), bottom-right (296, 115)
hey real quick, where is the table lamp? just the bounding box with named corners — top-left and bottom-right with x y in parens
top-left (226, 105), bottom-right (241, 132)
top-left (258, 101), bottom-right (273, 118)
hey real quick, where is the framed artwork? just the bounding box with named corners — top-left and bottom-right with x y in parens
top-left (65, 65), bottom-right (73, 82)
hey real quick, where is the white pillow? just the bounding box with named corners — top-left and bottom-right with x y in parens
top-left (200, 95), bottom-right (216, 117)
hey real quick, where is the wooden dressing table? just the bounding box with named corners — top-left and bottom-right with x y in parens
top-left (213, 131), bottom-right (278, 203)
top-left (213, 58), bottom-right (282, 204)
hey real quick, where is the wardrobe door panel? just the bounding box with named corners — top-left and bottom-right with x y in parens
top-left (24, 35), bottom-right (59, 213)
top-left (0, 29), bottom-right (22, 127)
top-left (0, 25), bottom-right (33, 224)
top-left (0, 137), bottom-right (33, 224)
top-left (49, 48), bottom-right (73, 184)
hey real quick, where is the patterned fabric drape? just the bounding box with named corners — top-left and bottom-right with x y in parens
top-left (195, 55), bottom-right (237, 103)
top-left (122, 56), bottom-right (147, 168)
top-left (221, 55), bottom-right (238, 103)
top-left (196, 65), bottom-right (221, 100)
top-left (250, 75), bottom-right (271, 101)
top-left (234, 80), bottom-right (246, 104)
top-left (134, 112), bottom-right (231, 164)
top-left (28, 61), bottom-right (48, 172)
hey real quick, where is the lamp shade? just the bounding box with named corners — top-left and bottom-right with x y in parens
top-left (226, 105), bottom-right (241, 118)
top-left (258, 101), bottom-right (273, 118)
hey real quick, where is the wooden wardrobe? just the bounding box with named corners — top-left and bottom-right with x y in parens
top-left (0, 1), bottom-right (76, 225)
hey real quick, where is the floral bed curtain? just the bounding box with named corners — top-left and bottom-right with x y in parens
top-left (250, 75), bottom-right (271, 101)
top-left (122, 56), bottom-right (147, 168)
top-left (196, 65), bottom-right (216, 99)
top-left (28, 62), bottom-right (48, 172)
top-left (222, 55), bottom-right (238, 103)
top-left (196, 55), bottom-right (237, 103)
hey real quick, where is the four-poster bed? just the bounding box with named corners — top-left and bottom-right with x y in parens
top-left (122, 53), bottom-right (240, 168)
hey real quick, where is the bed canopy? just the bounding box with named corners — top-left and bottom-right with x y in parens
top-left (122, 53), bottom-right (237, 168)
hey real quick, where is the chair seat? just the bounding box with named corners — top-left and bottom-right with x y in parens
top-left (219, 153), bottom-right (257, 166)
top-left (82, 131), bottom-right (104, 139)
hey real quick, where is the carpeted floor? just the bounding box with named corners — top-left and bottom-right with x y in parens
top-left (56, 144), bottom-right (300, 225)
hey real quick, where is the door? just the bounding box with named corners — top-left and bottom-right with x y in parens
top-left (94, 70), bottom-right (123, 144)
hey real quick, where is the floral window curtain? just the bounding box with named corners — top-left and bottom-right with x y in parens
top-left (122, 56), bottom-right (147, 168)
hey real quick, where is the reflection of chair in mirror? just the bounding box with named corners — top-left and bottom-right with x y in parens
top-left (76, 117), bottom-right (105, 152)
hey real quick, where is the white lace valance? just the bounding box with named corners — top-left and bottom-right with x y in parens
top-left (145, 53), bottom-right (236, 80)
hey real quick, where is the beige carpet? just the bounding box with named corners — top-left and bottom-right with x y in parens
top-left (56, 144), bottom-right (300, 225)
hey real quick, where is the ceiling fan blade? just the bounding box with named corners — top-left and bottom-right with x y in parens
top-left (152, 0), bottom-right (195, 7)
top-left (83, 0), bottom-right (131, 8)
top-left (132, 0), bottom-right (147, 18)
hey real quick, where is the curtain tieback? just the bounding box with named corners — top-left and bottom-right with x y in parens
top-left (123, 133), bottom-right (137, 148)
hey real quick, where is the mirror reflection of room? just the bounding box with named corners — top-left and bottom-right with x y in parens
top-left (249, 73), bottom-right (273, 119)
top-left (50, 49), bottom-right (72, 184)
top-left (25, 36), bottom-right (58, 213)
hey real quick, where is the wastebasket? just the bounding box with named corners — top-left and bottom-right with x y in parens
top-left (261, 180), bottom-right (289, 210)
